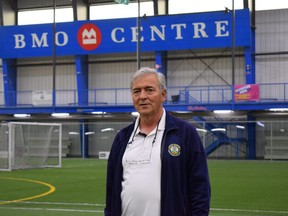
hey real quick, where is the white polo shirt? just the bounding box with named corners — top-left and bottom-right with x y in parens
top-left (121, 110), bottom-right (166, 216)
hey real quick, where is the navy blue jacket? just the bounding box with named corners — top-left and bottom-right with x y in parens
top-left (105, 112), bottom-right (211, 216)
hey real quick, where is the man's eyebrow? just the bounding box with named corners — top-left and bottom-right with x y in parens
top-left (133, 86), bottom-right (154, 89)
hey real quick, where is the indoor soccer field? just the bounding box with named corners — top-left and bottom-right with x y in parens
top-left (0, 159), bottom-right (288, 216)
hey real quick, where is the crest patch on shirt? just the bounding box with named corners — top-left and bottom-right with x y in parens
top-left (168, 144), bottom-right (181, 156)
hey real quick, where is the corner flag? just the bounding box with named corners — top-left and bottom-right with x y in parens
top-left (114, 0), bottom-right (130, 4)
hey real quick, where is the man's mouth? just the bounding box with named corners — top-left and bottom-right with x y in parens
top-left (139, 103), bottom-right (149, 107)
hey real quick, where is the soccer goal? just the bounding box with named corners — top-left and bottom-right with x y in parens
top-left (0, 122), bottom-right (62, 171)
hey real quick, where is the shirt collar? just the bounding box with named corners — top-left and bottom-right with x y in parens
top-left (133, 108), bottom-right (166, 133)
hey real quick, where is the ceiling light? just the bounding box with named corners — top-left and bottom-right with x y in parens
top-left (69, 132), bottom-right (79, 135)
top-left (269, 108), bottom-right (288, 112)
top-left (85, 132), bottom-right (95, 135)
top-left (213, 110), bottom-right (233, 114)
top-left (101, 128), bottom-right (114, 132)
top-left (236, 125), bottom-right (245, 129)
top-left (196, 128), bottom-right (207, 132)
top-left (51, 113), bottom-right (70, 117)
top-left (174, 111), bottom-right (191, 114)
top-left (14, 114), bottom-right (31, 118)
top-left (92, 111), bottom-right (106, 115)
top-left (131, 112), bottom-right (139, 117)
top-left (257, 121), bottom-right (265, 127)
top-left (211, 128), bottom-right (226, 132)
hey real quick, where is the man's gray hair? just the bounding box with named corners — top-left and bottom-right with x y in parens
top-left (130, 67), bottom-right (166, 91)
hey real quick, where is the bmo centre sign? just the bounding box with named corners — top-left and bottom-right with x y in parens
top-left (0, 9), bottom-right (251, 59)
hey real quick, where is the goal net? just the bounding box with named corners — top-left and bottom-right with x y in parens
top-left (0, 122), bottom-right (62, 171)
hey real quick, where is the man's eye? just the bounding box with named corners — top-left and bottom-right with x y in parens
top-left (133, 90), bottom-right (140, 95)
top-left (145, 89), bottom-right (155, 94)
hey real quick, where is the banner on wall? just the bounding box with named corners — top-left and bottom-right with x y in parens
top-left (0, 9), bottom-right (251, 59)
top-left (234, 84), bottom-right (260, 101)
top-left (32, 90), bottom-right (52, 105)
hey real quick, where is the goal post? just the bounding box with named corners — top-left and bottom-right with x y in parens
top-left (0, 123), bottom-right (9, 171)
top-left (0, 122), bottom-right (62, 171)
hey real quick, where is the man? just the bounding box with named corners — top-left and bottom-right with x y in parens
top-left (105, 67), bottom-right (210, 216)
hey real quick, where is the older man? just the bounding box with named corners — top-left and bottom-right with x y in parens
top-left (105, 67), bottom-right (211, 216)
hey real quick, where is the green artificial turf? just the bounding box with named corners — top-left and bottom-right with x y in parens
top-left (209, 160), bottom-right (288, 212)
top-left (0, 158), bottom-right (288, 216)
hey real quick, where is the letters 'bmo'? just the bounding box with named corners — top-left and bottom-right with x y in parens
top-left (14, 31), bottom-right (68, 49)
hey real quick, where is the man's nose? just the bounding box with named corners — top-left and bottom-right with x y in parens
top-left (139, 89), bottom-right (148, 99)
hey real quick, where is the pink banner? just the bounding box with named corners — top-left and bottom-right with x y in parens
top-left (234, 84), bottom-right (260, 101)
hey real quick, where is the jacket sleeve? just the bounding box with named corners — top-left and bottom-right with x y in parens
top-left (104, 124), bottom-right (134, 216)
top-left (187, 128), bottom-right (211, 216)
top-left (104, 132), bottom-right (120, 216)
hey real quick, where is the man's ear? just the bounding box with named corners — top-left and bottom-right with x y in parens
top-left (161, 89), bottom-right (167, 101)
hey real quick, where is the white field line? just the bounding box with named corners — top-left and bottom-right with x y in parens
top-left (0, 202), bottom-right (287, 215)
top-left (0, 201), bottom-right (105, 213)
top-left (211, 208), bottom-right (288, 214)
top-left (0, 206), bottom-right (102, 213)
top-left (12, 201), bottom-right (105, 207)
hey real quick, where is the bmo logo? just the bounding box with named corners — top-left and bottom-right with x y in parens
top-left (77, 23), bottom-right (102, 51)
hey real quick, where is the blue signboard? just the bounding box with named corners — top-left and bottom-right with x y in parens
top-left (0, 9), bottom-right (251, 59)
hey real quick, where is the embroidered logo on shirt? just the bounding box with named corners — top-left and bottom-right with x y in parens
top-left (168, 144), bottom-right (181, 156)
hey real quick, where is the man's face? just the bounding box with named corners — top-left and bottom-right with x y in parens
top-left (131, 74), bottom-right (166, 117)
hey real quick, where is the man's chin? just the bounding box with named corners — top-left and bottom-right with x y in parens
top-left (138, 109), bottom-right (151, 116)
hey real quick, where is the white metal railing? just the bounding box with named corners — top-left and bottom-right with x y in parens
top-left (0, 83), bottom-right (287, 107)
